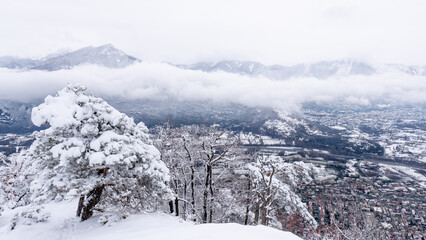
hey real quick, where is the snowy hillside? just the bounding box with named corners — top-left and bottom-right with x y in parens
top-left (0, 200), bottom-right (302, 240)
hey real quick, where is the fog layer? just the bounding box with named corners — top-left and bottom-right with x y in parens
top-left (0, 62), bottom-right (425, 111)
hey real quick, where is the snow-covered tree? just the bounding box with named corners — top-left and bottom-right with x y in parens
top-left (247, 155), bottom-right (317, 228)
top-left (152, 124), bottom-right (241, 223)
top-left (152, 123), bottom-right (193, 219)
top-left (197, 125), bottom-right (239, 223)
top-left (18, 85), bottom-right (171, 221)
top-left (0, 154), bottom-right (30, 213)
top-left (152, 125), bottom-right (317, 228)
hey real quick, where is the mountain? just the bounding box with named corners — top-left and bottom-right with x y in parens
top-left (0, 44), bottom-right (140, 71)
top-left (177, 60), bottom-right (266, 75)
top-left (0, 100), bottom-right (44, 134)
top-left (0, 56), bottom-right (42, 69)
top-left (0, 108), bottom-right (12, 124)
top-left (177, 59), bottom-right (426, 80)
top-left (385, 63), bottom-right (426, 76)
top-left (1, 45), bottom-right (425, 78)
top-left (33, 44), bottom-right (140, 71)
top-left (177, 59), bottom-right (376, 79)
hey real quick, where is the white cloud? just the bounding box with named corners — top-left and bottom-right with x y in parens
top-left (0, 62), bottom-right (425, 112)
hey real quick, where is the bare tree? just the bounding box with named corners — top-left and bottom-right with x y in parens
top-left (247, 155), bottom-right (317, 228)
top-left (152, 124), bottom-right (241, 223)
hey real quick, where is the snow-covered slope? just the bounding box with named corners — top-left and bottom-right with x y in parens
top-left (0, 44), bottom-right (140, 71)
top-left (262, 111), bottom-right (384, 156)
top-left (0, 200), bottom-right (302, 240)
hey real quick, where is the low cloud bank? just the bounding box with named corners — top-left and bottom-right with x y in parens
top-left (0, 62), bottom-right (425, 112)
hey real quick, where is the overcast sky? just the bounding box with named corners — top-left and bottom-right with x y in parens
top-left (1, 1), bottom-right (425, 110)
top-left (1, 0), bottom-right (426, 65)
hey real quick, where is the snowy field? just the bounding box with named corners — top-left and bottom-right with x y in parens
top-left (379, 164), bottom-right (426, 187)
top-left (0, 200), bottom-right (301, 240)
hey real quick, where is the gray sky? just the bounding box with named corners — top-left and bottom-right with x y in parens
top-left (1, 0), bottom-right (426, 65)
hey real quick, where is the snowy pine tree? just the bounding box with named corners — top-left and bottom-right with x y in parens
top-left (18, 85), bottom-right (171, 221)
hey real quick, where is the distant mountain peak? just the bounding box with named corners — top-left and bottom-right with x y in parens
top-left (0, 44), bottom-right (140, 71)
top-left (86, 44), bottom-right (126, 55)
top-left (99, 43), bottom-right (115, 48)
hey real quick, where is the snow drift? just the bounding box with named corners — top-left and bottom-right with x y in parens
top-left (0, 200), bottom-right (302, 240)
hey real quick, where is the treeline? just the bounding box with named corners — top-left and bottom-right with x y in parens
top-left (151, 123), bottom-right (317, 228)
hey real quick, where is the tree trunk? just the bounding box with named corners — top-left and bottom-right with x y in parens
top-left (79, 184), bottom-right (105, 221)
top-left (169, 200), bottom-right (174, 214)
top-left (191, 166), bottom-right (196, 222)
top-left (261, 189), bottom-right (271, 226)
top-left (208, 164), bottom-right (214, 223)
top-left (261, 204), bottom-right (268, 226)
top-left (76, 195), bottom-right (85, 217)
top-left (244, 177), bottom-right (251, 225)
top-left (174, 197), bottom-right (179, 216)
top-left (169, 179), bottom-right (176, 214)
top-left (173, 180), bottom-right (179, 216)
top-left (254, 200), bottom-right (260, 225)
top-left (202, 165), bottom-right (211, 223)
top-left (183, 180), bottom-right (187, 220)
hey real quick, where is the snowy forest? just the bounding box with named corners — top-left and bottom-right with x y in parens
top-left (0, 85), bottom-right (393, 240)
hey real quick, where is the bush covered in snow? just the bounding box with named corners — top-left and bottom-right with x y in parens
top-left (9, 206), bottom-right (51, 230)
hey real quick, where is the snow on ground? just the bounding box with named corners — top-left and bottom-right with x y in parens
top-left (330, 125), bottom-right (346, 131)
top-left (315, 165), bottom-right (337, 181)
top-left (345, 160), bottom-right (359, 177)
top-left (0, 200), bottom-right (302, 240)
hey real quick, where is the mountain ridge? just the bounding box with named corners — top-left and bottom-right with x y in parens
top-left (176, 59), bottom-right (426, 79)
top-left (0, 44), bottom-right (140, 71)
top-left (1, 44), bottom-right (426, 78)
